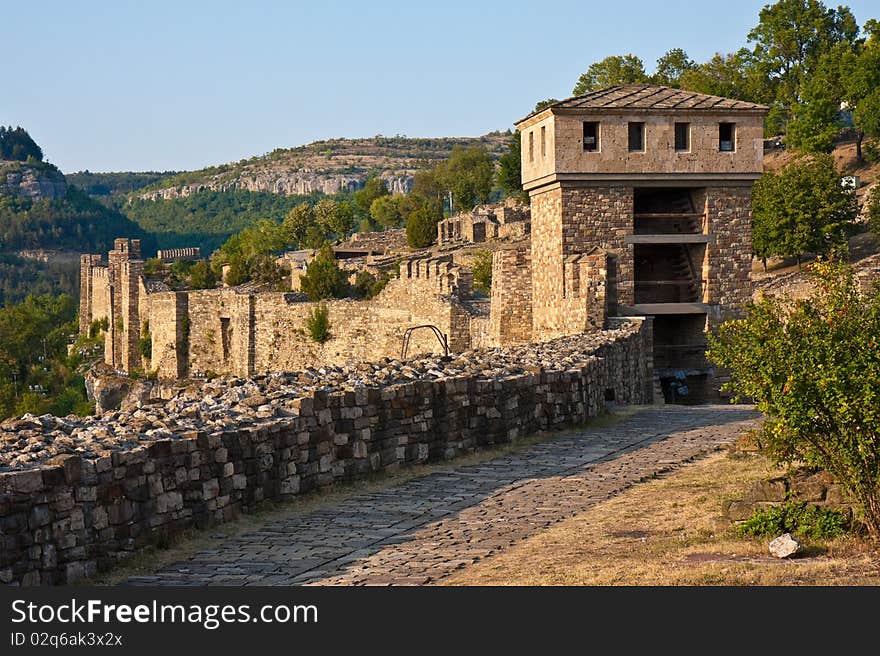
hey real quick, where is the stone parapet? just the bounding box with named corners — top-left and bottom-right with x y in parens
top-left (0, 322), bottom-right (652, 585)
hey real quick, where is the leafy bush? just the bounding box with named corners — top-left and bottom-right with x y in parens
top-left (708, 258), bottom-right (880, 538)
top-left (138, 322), bottom-right (152, 361)
top-left (305, 303), bottom-right (331, 343)
top-left (472, 249), bottom-right (493, 294)
top-left (299, 243), bottom-right (347, 300)
top-left (737, 502), bottom-right (850, 540)
top-left (406, 202), bottom-right (442, 248)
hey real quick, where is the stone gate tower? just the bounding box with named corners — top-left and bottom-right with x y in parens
top-left (515, 85), bottom-right (767, 401)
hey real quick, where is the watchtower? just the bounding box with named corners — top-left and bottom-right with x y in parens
top-left (515, 85), bottom-right (767, 401)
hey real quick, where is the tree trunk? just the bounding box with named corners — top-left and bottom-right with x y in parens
top-left (856, 131), bottom-right (864, 162)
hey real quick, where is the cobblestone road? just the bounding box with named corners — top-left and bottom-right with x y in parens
top-left (126, 405), bottom-right (760, 586)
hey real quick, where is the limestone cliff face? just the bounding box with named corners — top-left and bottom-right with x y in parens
top-left (1, 163), bottom-right (68, 200)
top-left (140, 169), bottom-right (413, 200)
top-left (137, 133), bottom-right (510, 201)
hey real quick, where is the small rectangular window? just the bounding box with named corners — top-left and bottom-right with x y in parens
top-left (583, 122), bottom-right (599, 151)
top-left (628, 122), bottom-right (645, 152)
top-left (540, 126), bottom-right (546, 158)
top-left (528, 131), bottom-right (534, 162)
top-left (674, 122), bottom-right (690, 151)
top-left (719, 122), bottom-right (735, 151)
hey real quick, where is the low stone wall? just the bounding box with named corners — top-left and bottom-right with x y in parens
top-left (721, 468), bottom-right (854, 523)
top-left (1, 321), bottom-right (651, 586)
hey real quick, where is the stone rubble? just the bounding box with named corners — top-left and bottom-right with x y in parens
top-left (0, 325), bottom-right (638, 472)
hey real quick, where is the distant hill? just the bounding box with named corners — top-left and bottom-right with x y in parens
top-left (1, 158), bottom-right (152, 305)
top-left (136, 132), bottom-right (512, 200)
top-left (65, 170), bottom-right (179, 197)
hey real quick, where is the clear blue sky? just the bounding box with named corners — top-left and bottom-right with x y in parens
top-left (4, 0), bottom-right (877, 172)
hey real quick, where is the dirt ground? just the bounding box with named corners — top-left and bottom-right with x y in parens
top-left (443, 449), bottom-right (880, 586)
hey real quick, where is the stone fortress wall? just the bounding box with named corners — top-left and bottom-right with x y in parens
top-left (1, 321), bottom-right (652, 585)
top-left (80, 237), bottom-right (545, 381)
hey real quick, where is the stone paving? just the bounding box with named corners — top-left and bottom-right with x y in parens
top-left (126, 405), bottom-right (760, 586)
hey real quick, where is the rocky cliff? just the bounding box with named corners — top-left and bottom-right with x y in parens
top-left (1, 162), bottom-right (68, 200)
top-left (138, 133), bottom-right (511, 200)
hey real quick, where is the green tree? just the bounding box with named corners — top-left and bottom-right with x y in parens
top-left (0, 126), bottom-right (43, 161)
top-left (747, 0), bottom-right (858, 109)
top-left (533, 98), bottom-right (559, 113)
top-left (282, 203), bottom-right (317, 247)
top-left (573, 54), bottom-right (649, 95)
top-left (299, 243), bottom-right (347, 300)
top-left (496, 131), bottom-right (526, 203)
top-left (707, 258), bottom-right (880, 538)
top-left (652, 48), bottom-right (695, 87)
top-left (752, 154), bottom-right (857, 265)
top-left (678, 50), bottom-right (768, 102)
top-left (353, 177), bottom-right (389, 215)
top-left (370, 194), bottom-right (415, 229)
top-left (314, 198), bottom-right (355, 239)
top-left (441, 146), bottom-right (494, 212)
top-left (188, 260), bottom-right (218, 289)
top-left (406, 200), bottom-right (443, 248)
top-left (471, 249), bottom-right (493, 294)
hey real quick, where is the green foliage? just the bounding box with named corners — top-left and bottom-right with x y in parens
top-left (0, 252), bottom-right (79, 307)
top-left (138, 322), bottom-right (152, 361)
top-left (120, 189), bottom-right (324, 253)
top-left (472, 249), bottom-right (493, 294)
top-left (353, 177), bottom-right (389, 214)
top-left (854, 89), bottom-right (880, 143)
top-left (496, 132), bottom-right (527, 204)
top-left (412, 146), bottom-right (494, 214)
top-left (746, 0), bottom-right (858, 111)
top-left (0, 126), bottom-right (43, 162)
top-left (0, 185), bottom-right (150, 253)
top-left (299, 243), bottom-right (347, 300)
top-left (88, 317), bottom-right (108, 339)
top-left (305, 303), bottom-right (331, 343)
top-left (188, 260), bottom-right (218, 290)
top-left (533, 99), bottom-right (559, 113)
top-left (573, 54), bottom-right (649, 94)
top-left (737, 501), bottom-right (850, 539)
top-left (764, 102), bottom-right (789, 137)
top-left (143, 257), bottom-right (168, 277)
top-left (0, 294), bottom-right (98, 420)
top-left (866, 183), bottom-right (880, 237)
top-left (352, 270), bottom-right (392, 300)
top-left (369, 194), bottom-right (418, 229)
top-left (211, 219), bottom-right (287, 287)
top-left (707, 258), bottom-right (880, 538)
top-left (406, 200), bottom-right (443, 248)
top-left (678, 49), bottom-right (768, 103)
top-left (65, 171), bottom-right (178, 196)
top-left (652, 48), bottom-right (695, 87)
top-left (314, 198), bottom-right (356, 239)
top-left (751, 154), bottom-right (857, 262)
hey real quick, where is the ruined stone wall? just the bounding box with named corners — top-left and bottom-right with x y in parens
top-left (0, 321), bottom-right (652, 585)
top-left (150, 292), bottom-right (188, 380)
top-left (530, 184), bottom-right (632, 341)
top-left (489, 248), bottom-right (533, 345)
top-left (153, 256), bottom-right (477, 380)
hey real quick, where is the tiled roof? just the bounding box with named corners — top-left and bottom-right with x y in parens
top-left (518, 85), bottom-right (768, 123)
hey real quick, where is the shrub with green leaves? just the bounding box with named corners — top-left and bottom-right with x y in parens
top-left (299, 243), bottom-right (347, 300)
top-left (472, 249), bottom-right (493, 294)
top-left (708, 257), bottom-right (880, 538)
top-left (737, 502), bottom-right (850, 540)
top-left (305, 303), bottom-right (331, 344)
